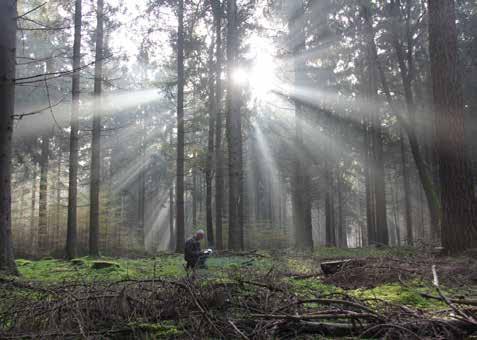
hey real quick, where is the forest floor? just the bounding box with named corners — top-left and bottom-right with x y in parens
top-left (1, 247), bottom-right (477, 338)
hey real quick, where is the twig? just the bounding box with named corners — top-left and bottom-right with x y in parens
top-left (228, 320), bottom-right (249, 340)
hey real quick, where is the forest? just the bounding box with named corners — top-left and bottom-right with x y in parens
top-left (1, 0), bottom-right (477, 338)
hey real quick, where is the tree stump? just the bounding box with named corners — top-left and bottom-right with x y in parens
top-left (320, 259), bottom-right (352, 275)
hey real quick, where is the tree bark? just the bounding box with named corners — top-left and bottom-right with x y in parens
top-left (226, 0), bottom-right (244, 250)
top-left (66, 0), bottom-right (82, 260)
top-left (325, 158), bottom-right (335, 246)
top-left (362, 3), bottom-right (388, 246)
top-left (192, 165), bottom-right (197, 227)
top-left (137, 140), bottom-right (146, 251)
top-left (89, 0), bottom-right (104, 257)
top-left (38, 136), bottom-right (50, 254)
top-left (169, 185), bottom-right (174, 251)
top-left (428, 0), bottom-right (477, 252)
top-left (400, 129), bottom-right (413, 245)
top-left (175, 0), bottom-right (185, 252)
top-left (205, 41), bottom-right (215, 247)
top-left (56, 154), bottom-right (62, 251)
top-left (288, 0), bottom-right (313, 251)
top-left (0, 0), bottom-right (18, 274)
top-left (30, 164), bottom-right (37, 251)
top-left (337, 168), bottom-right (347, 248)
top-left (212, 0), bottom-right (224, 250)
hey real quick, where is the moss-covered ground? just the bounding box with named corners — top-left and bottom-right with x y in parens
top-left (7, 247), bottom-right (467, 310)
top-left (2, 247), bottom-right (475, 338)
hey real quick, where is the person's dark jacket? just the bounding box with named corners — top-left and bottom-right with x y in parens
top-left (184, 236), bottom-right (201, 265)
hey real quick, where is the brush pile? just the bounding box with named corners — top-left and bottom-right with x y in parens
top-left (1, 269), bottom-right (477, 339)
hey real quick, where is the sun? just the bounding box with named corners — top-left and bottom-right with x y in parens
top-left (232, 37), bottom-right (278, 101)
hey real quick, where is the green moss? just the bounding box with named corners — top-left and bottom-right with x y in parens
top-left (350, 282), bottom-right (447, 309)
top-left (128, 321), bottom-right (182, 338)
top-left (287, 277), bottom-right (342, 297)
top-left (10, 251), bottom-right (461, 313)
top-left (15, 259), bottom-right (32, 267)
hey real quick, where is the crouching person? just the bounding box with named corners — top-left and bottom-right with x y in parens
top-left (184, 229), bottom-right (209, 271)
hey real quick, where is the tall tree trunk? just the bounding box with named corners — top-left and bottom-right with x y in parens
top-left (364, 120), bottom-right (375, 246)
top-left (66, 0), bottom-right (82, 260)
top-left (205, 42), bottom-right (215, 247)
top-left (192, 166), bottom-right (197, 227)
top-left (288, 0), bottom-right (313, 251)
top-left (362, 3), bottom-right (388, 246)
top-left (89, 0), bottom-right (104, 257)
top-left (30, 164), bottom-right (37, 251)
top-left (400, 129), bottom-right (413, 245)
top-left (19, 169), bottom-right (28, 243)
top-left (362, 123), bottom-right (376, 246)
top-left (226, 0), bottom-right (244, 250)
top-left (428, 0), bottom-right (476, 252)
top-left (169, 185), bottom-right (174, 251)
top-left (175, 0), bottom-right (185, 252)
top-left (337, 168), bottom-right (347, 248)
top-left (212, 0), bottom-right (224, 250)
top-left (137, 181), bottom-right (145, 250)
top-left (137, 142), bottom-right (146, 251)
top-left (371, 115), bottom-right (388, 245)
top-left (324, 160), bottom-right (335, 246)
top-left (56, 154), bottom-right (62, 251)
top-left (38, 136), bottom-right (50, 254)
top-left (0, 0), bottom-right (18, 274)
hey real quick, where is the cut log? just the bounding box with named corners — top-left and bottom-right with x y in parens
top-left (320, 259), bottom-right (352, 275)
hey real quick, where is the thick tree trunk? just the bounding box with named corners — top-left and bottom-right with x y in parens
top-left (205, 43), bottom-right (215, 247)
top-left (337, 169), bottom-right (347, 248)
top-left (362, 3), bottom-right (388, 246)
top-left (372, 118), bottom-right (388, 246)
top-left (38, 136), bottom-right (50, 254)
top-left (169, 185), bottom-right (174, 251)
top-left (175, 0), bottom-right (185, 252)
top-left (30, 165), bottom-right (37, 251)
top-left (192, 167), bottom-right (197, 227)
top-left (212, 0), bottom-right (224, 250)
top-left (400, 130), bottom-right (413, 245)
top-left (226, 0), bottom-right (244, 250)
top-left (138, 158), bottom-right (146, 251)
top-left (428, 0), bottom-right (476, 252)
top-left (56, 154), bottom-right (62, 251)
top-left (288, 0), bottom-right (313, 251)
top-left (364, 124), bottom-right (374, 246)
top-left (66, 0), bottom-right (82, 260)
top-left (324, 159), bottom-right (335, 246)
top-left (89, 0), bottom-right (104, 257)
top-left (0, 0), bottom-right (18, 274)
top-left (18, 170), bottom-right (28, 242)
